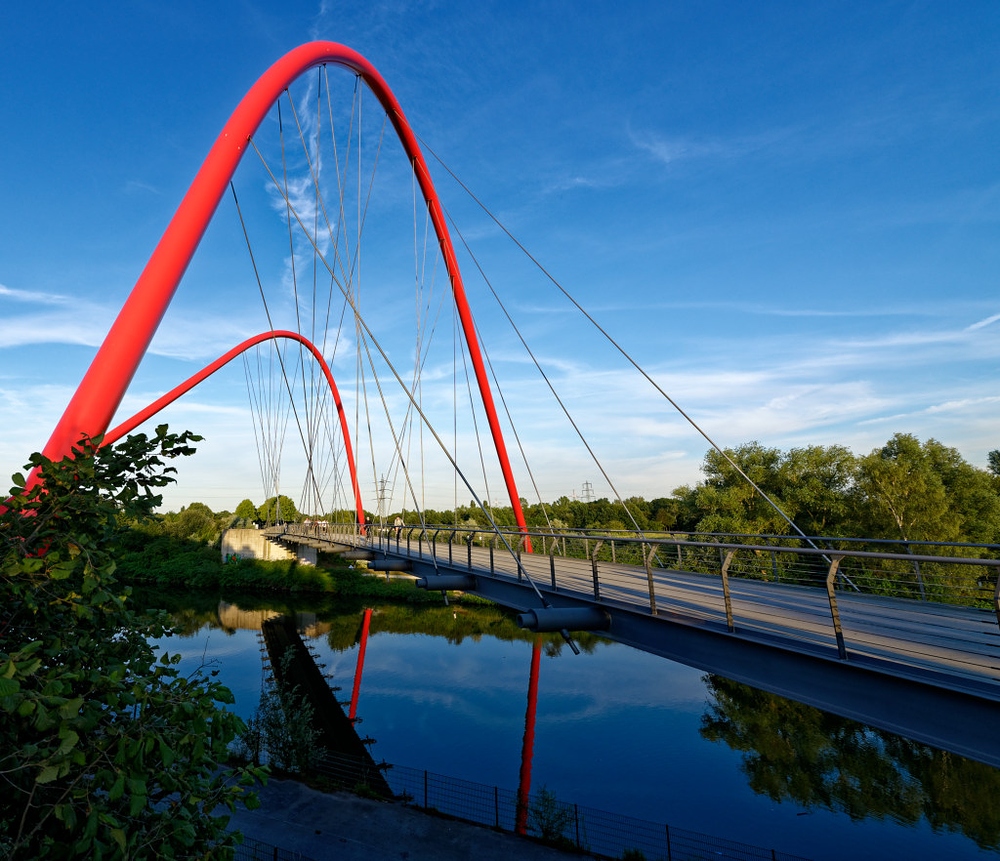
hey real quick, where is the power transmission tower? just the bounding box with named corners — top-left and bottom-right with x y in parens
top-left (376, 475), bottom-right (389, 520)
top-left (581, 481), bottom-right (595, 503)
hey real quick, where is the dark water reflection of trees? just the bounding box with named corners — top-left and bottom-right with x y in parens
top-left (701, 675), bottom-right (1000, 850)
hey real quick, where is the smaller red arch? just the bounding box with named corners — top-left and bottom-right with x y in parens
top-left (103, 330), bottom-right (366, 529)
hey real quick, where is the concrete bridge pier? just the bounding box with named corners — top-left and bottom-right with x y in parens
top-left (221, 528), bottom-right (317, 566)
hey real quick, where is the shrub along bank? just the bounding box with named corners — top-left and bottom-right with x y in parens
top-left (113, 530), bottom-right (453, 602)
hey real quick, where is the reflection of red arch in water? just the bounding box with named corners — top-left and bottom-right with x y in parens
top-left (37, 41), bottom-right (528, 538)
top-left (103, 330), bottom-right (366, 529)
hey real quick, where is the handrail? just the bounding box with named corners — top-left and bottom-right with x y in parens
top-left (293, 522), bottom-right (999, 569)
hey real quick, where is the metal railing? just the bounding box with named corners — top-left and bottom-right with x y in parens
top-left (312, 750), bottom-right (812, 861)
top-left (278, 521), bottom-right (1000, 612)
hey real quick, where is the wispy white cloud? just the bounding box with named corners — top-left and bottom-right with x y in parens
top-left (123, 179), bottom-right (160, 195)
top-left (967, 313), bottom-right (1000, 331)
top-left (0, 284), bottom-right (76, 306)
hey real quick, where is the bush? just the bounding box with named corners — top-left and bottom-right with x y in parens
top-left (0, 427), bottom-right (265, 858)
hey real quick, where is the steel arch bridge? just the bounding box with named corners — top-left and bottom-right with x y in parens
top-left (29, 41), bottom-right (1000, 774)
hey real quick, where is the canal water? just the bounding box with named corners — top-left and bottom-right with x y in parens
top-left (145, 591), bottom-right (999, 861)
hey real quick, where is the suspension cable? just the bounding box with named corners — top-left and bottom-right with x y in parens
top-left (447, 211), bottom-right (645, 536)
top-left (418, 136), bottom-right (825, 552)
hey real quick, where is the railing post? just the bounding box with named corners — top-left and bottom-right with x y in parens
top-left (517, 535), bottom-right (527, 582)
top-left (494, 786), bottom-right (500, 829)
top-left (467, 534), bottom-right (474, 571)
top-left (906, 542), bottom-right (926, 600)
top-left (432, 529), bottom-right (440, 563)
top-left (665, 824), bottom-right (672, 861)
top-left (826, 555), bottom-right (848, 659)
top-left (993, 566), bottom-right (1000, 630)
top-left (644, 543), bottom-right (658, 616)
top-left (549, 538), bottom-right (559, 591)
top-left (591, 540), bottom-right (604, 600)
top-left (489, 537), bottom-right (495, 575)
top-left (720, 549), bottom-right (736, 632)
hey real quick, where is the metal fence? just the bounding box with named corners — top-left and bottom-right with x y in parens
top-left (232, 836), bottom-right (316, 861)
top-left (312, 751), bottom-right (813, 861)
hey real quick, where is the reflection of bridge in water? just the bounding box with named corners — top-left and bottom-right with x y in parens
top-left (260, 613), bottom-right (392, 797)
top-left (257, 522), bottom-right (1000, 769)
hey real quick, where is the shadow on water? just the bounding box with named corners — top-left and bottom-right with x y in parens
top-left (701, 674), bottom-right (1000, 851)
top-left (259, 614), bottom-right (393, 798)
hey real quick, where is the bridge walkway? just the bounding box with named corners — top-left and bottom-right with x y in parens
top-left (375, 532), bottom-right (1000, 698)
top-left (262, 524), bottom-right (1000, 767)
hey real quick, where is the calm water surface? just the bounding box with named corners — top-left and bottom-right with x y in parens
top-left (148, 594), bottom-right (999, 861)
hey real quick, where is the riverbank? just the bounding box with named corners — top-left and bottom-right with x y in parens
top-left (228, 776), bottom-right (580, 861)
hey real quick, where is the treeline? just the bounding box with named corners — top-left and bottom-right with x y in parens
top-left (142, 433), bottom-right (1000, 549)
top-left (404, 434), bottom-right (1000, 545)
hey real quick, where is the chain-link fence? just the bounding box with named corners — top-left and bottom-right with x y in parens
top-left (312, 751), bottom-right (812, 861)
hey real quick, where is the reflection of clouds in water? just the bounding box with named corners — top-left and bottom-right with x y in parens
top-left (314, 632), bottom-right (530, 730)
top-left (310, 629), bottom-right (709, 730)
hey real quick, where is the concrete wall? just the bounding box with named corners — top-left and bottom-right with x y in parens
top-left (221, 528), bottom-right (317, 566)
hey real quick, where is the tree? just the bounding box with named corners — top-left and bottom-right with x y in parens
top-left (989, 450), bottom-right (1000, 478)
top-left (779, 445), bottom-right (856, 537)
top-left (235, 498), bottom-right (257, 522)
top-left (853, 434), bottom-right (964, 543)
top-left (258, 495), bottom-right (300, 524)
top-left (0, 427), bottom-right (262, 858)
top-left (684, 442), bottom-right (790, 535)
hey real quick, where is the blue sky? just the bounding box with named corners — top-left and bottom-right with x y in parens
top-left (1, 2), bottom-right (998, 514)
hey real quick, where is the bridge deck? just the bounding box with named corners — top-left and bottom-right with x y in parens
top-left (477, 542), bottom-right (1000, 691)
top-left (261, 526), bottom-right (1000, 766)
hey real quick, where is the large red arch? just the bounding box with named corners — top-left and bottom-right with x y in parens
top-left (38, 42), bottom-right (529, 537)
top-left (102, 330), bottom-right (366, 528)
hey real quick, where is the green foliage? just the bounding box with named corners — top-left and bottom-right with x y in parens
top-left (674, 442), bottom-right (857, 537)
top-left (669, 435), bottom-right (1000, 546)
top-left (528, 786), bottom-right (576, 845)
top-left (258, 495), bottom-right (300, 524)
top-left (114, 530), bottom-right (225, 587)
top-left (987, 449), bottom-right (1000, 478)
top-left (234, 498), bottom-right (258, 521)
top-left (853, 434), bottom-right (1000, 544)
top-left (0, 427), bottom-right (264, 859)
top-left (320, 602), bottom-right (601, 655)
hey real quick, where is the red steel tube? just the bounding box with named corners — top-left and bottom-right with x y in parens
top-left (102, 329), bottom-right (366, 528)
top-left (515, 635), bottom-right (543, 834)
top-left (348, 607), bottom-right (374, 722)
